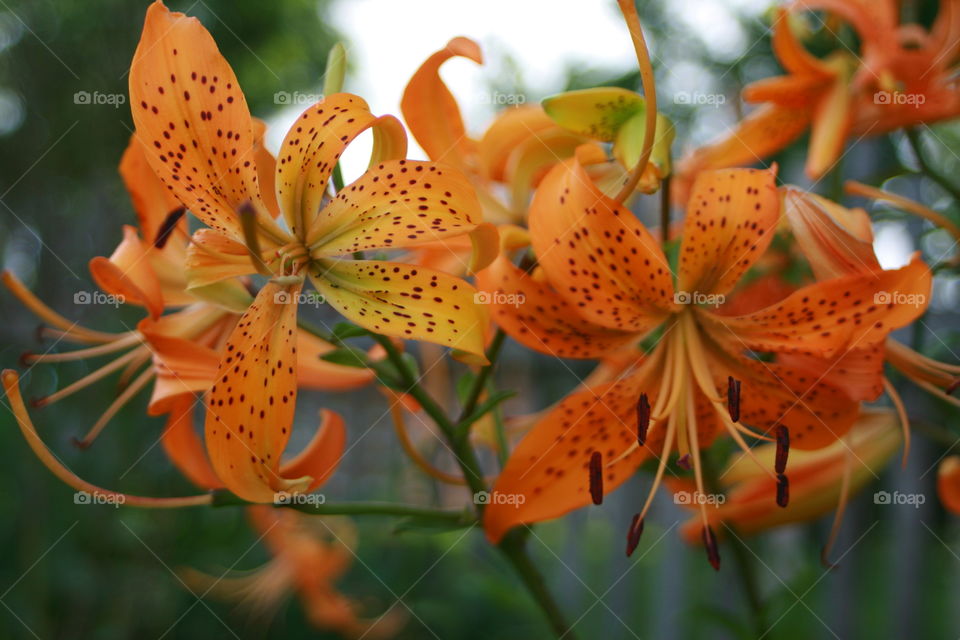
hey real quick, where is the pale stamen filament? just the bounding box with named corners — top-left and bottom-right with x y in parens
top-left (23, 332), bottom-right (143, 363)
top-left (822, 434), bottom-right (855, 568)
top-left (76, 366), bottom-right (156, 447)
top-left (34, 347), bottom-right (147, 407)
top-left (883, 377), bottom-right (912, 468)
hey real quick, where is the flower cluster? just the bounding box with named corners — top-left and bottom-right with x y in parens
top-left (4, 0), bottom-right (960, 636)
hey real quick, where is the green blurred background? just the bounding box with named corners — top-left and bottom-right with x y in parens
top-left (1, 1), bottom-right (959, 638)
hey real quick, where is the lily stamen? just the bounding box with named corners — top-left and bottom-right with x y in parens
top-left (32, 347), bottom-right (148, 408)
top-left (775, 426), bottom-right (790, 474)
top-left (625, 513), bottom-right (645, 557)
top-left (727, 376), bottom-right (741, 423)
top-left (589, 451), bottom-right (604, 505)
top-left (636, 392), bottom-right (650, 445)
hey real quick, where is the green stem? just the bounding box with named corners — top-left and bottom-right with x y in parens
top-left (370, 334), bottom-right (488, 498)
top-left (211, 491), bottom-right (472, 522)
top-left (905, 128), bottom-right (960, 205)
top-left (459, 329), bottom-right (507, 422)
top-left (660, 174), bottom-right (671, 245)
top-left (499, 529), bottom-right (577, 639)
top-left (726, 527), bottom-right (768, 638)
top-left (371, 332), bottom-right (574, 637)
top-left (701, 455), bottom-right (768, 637)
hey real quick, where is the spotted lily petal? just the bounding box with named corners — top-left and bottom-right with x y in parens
top-left (276, 94), bottom-right (407, 239)
top-left (306, 159), bottom-right (481, 255)
top-left (204, 280), bottom-right (303, 502)
top-left (310, 260), bottom-right (488, 363)
top-left (476, 254), bottom-right (638, 359)
top-left (129, 1), bottom-right (274, 240)
top-left (529, 158), bottom-right (675, 332)
top-left (484, 375), bottom-right (651, 543)
top-left (677, 168), bottom-right (780, 297)
top-left (701, 256), bottom-right (932, 359)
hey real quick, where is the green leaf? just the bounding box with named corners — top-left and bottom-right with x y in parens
top-left (319, 347), bottom-right (369, 368)
top-left (331, 322), bottom-right (369, 340)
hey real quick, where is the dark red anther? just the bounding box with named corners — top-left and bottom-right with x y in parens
top-left (677, 453), bottom-right (691, 470)
top-left (153, 207), bottom-right (185, 248)
top-left (636, 393), bottom-right (650, 445)
top-left (727, 375), bottom-right (741, 423)
top-left (18, 351), bottom-right (33, 367)
top-left (589, 451), bottom-right (603, 505)
top-left (947, 378), bottom-right (960, 396)
top-left (776, 473), bottom-right (789, 507)
top-left (775, 425), bottom-right (790, 474)
top-left (626, 513), bottom-right (645, 557)
top-left (702, 525), bottom-right (721, 571)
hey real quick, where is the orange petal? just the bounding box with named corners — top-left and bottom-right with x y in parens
top-left (677, 167), bottom-right (780, 297)
top-left (311, 260), bottom-right (488, 364)
top-left (778, 344), bottom-right (886, 403)
top-left (306, 160), bottom-right (481, 254)
top-left (276, 94), bottom-right (408, 238)
top-left (806, 69), bottom-right (853, 179)
top-left (139, 314), bottom-right (223, 415)
top-left (702, 257), bottom-right (932, 359)
top-left (400, 37), bottom-right (482, 173)
top-left (478, 105), bottom-right (558, 182)
top-left (129, 1), bottom-right (267, 239)
top-left (742, 74), bottom-right (831, 107)
top-left (162, 396), bottom-right (221, 489)
top-left (252, 118), bottom-right (280, 218)
top-left (203, 280), bottom-right (302, 502)
top-left (782, 187), bottom-right (879, 280)
top-left (279, 409), bottom-right (345, 492)
top-left (504, 127), bottom-right (586, 213)
top-left (938, 456), bottom-right (960, 515)
top-left (674, 105), bottom-right (810, 201)
top-left (88, 225), bottom-right (164, 318)
top-left (119, 135), bottom-right (185, 244)
top-left (770, 8), bottom-right (834, 77)
top-left (529, 158), bottom-right (674, 332)
top-left (185, 228), bottom-right (258, 288)
top-left (296, 330), bottom-right (375, 391)
top-left (476, 255), bottom-right (638, 359)
top-left (466, 222), bottom-right (500, 275)
top-left (706, 344), bottom-right (860, 450)
top-left (484, 376), bottom-right (649, 543)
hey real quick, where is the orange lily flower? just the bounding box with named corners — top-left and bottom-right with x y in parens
top-left (676, 0), bottom-right (960, 190)
top-left (478, 161), bottom-right (930, 568)
top-left (128, 1), bottom-right (491, 502)
top-left (2, 131), bottom-right (372, 450)
top-left (183, 507), bottom-right (401, 637)
top-left (938, 456), bottom-right (960, 515)
top-left (670, 408), bottom-right (900, 543)
top-left (783, 186), bottom-right (960, 453)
